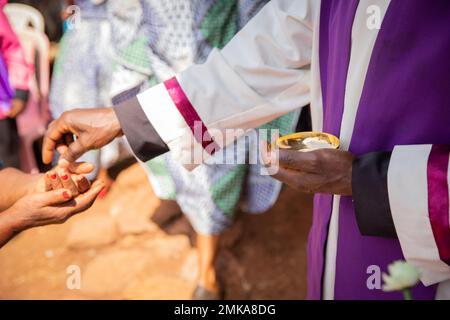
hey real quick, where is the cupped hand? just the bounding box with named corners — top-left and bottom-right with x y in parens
top-left (33, 162), bottom-right (95, 196)
top-left (10, 179), bottom-right (105, 230)
top-left (261, 141), bottom-right (355, 195)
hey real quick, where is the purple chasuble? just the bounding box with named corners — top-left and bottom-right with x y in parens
top-left (307, 0), bottom-right (359, 299)
top-left (308, 0), bottom-right (450, 299)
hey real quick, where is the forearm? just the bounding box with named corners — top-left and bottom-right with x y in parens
top-left (0, 168), bottom-right (40, 211)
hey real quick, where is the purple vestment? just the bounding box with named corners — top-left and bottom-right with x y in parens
top-left (308, 0), bottom-right (450, 299)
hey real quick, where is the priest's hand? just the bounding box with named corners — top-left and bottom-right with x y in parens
top-left (262, 143), bottom-right (354, 195)
top-left (42, 108), bottom-right (123, 166)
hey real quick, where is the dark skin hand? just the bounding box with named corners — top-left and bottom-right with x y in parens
top-left (42, 108), bottom-right (123, 166)
top-left (41, 107), bottom-right (354, 195)
top-left (261, 141), bottom-right (354, 196)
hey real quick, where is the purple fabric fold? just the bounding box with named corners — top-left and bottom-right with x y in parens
top-left (307, 0), bottom-right (359, 300)
top-left (334, 0), bottom-right (450, 299)
top-left (427, 145), bottom-right (450, 265)
top-left (0, 53), bottom-right (13, 119)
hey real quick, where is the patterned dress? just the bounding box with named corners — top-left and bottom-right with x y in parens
top-left (109, 0), bottom-right (299, 234)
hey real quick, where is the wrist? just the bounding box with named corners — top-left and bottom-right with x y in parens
top-left (0, 207), bottom-right (27, 234)
top-left (0, 168), bottom-right (41, 202)
top-left (343, 163), bottom-right (353, 195)
top-left (108, 108), bottom-right (123, 137)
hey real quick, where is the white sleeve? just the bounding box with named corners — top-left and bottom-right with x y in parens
top-left (388, 144), bottom-right (450, 286)
top-left (132, 0), bottom-right (317, 168)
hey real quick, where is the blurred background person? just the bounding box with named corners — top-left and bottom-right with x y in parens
top-left (50, 0), bottom-right (123, 189)
top-left (0, 0), bottom-right (31, 168)
top-left (108, 0), bottom-right (300, 299)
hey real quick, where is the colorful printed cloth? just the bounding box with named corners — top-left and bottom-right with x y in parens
top-left (109, 0), bottom-right (299, 234)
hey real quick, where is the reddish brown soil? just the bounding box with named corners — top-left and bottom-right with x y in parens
top-left (0, 164), bottom-right (312, 299)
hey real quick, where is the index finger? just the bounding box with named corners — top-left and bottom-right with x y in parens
top-left (278, 149), bottom-right (319, 172)
top-left (42, 119), bottom-right (68, 164)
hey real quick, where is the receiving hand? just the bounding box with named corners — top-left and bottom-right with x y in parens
top-left (18, 161), bottom-right (104, 228)
top-left (34, 162), bottom-right (95, 196)
top-left (0, 162), bottom-right (104, 248)
top-left (8, 179), bottom-right (104, 229)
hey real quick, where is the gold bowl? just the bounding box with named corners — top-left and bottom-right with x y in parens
top-left (275, 131), bottom-right (340, 152)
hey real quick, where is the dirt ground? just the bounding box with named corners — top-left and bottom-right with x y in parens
top-left (0, 163), bottom-right (312, 300)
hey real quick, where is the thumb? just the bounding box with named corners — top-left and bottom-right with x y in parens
top-left (67, 162), bottom-right (95, 174)
top-left (60, 138), bottom-right (87, 164)
top-left (38, 189), bottom-right (73, 206)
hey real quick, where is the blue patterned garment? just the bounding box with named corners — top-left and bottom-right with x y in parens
top-left (108, 0), bottom-right (299, 234)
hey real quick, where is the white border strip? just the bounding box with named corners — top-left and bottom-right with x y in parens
top-left (322, 0), bottom-right (391, 299)
top-left (137, 82), bottom-right (191, 144)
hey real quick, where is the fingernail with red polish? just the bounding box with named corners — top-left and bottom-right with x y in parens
top-left (61, 174), bottom-right (69, 181)
top-left (50, 173), bottom-right (57, 180)
top-left (63, 191), bottom-right (71, 199)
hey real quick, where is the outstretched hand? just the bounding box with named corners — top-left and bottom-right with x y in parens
top-left (42, 107), bottom-right (123, 166)
top-left (11, 179), bottom-right (104, 229)
top-left (23, 161), bottom-right (104, 227)
top-left (34, 162), bottom-right (95, 196)
top-left (0, 162), bottom-right (104, 248)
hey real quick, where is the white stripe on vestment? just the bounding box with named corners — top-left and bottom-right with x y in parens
top-left (388, 145), bottom-right (450, 288)
top-left (137, 81), bottom-right (192, 145)
top-left (323, 0), bottom-right (391, 300)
